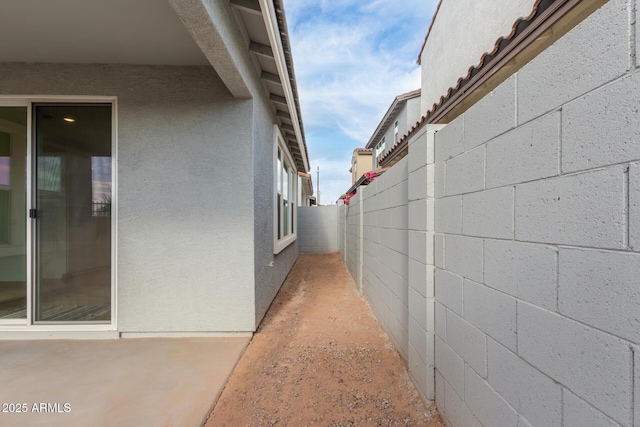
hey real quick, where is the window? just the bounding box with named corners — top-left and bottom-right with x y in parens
top-left (273, 125), bottom-right (297, 254)
top-left (394, 120), bottom-right (399, 142)
top-left (375, 137), bottom-right (385, 158)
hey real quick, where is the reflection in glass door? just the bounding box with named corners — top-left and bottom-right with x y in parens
top-left (34, 104), bottom-right (112, 322)
top-left (0, 107), bottom-right (27, 319)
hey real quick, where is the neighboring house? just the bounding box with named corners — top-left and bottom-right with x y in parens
top-left (365, 89), bottom-right (421, 169)
top-left (0, 0), bottom-right (309, 337)
top-left (337, 0), bottom-right (638, 426)
top-left (349, 148), bottom-right (373, 185)
top-left (297, 172), bottom-right (315, 206)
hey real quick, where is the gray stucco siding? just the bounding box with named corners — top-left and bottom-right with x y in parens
top-left (252, 91), bottom-right (298, 328)
top-left (0, 63), bottom-right (257, 332)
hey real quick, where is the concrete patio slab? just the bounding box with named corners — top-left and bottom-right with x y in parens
top-left (0, 337), bottom-right (250, 427)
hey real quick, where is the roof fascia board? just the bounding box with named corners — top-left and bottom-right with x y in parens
top-left (258, 0), bottom-right (310, 172)
top-left (364, 90), bottom-right (420, 149)
top-left (168, 0), bottom-right (252, 98)
top-left (229, 0), bottom-right (261, 14)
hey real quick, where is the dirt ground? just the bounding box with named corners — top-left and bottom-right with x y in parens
top-left (205, 253), bottom-right (444, 427)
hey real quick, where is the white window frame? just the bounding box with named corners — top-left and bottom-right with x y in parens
top-left (394, 120), bottom-right (399, 142)
top-left (375, 136), bottom-right (386, 158)
top-left (273, 125), bottom-right (297, 254)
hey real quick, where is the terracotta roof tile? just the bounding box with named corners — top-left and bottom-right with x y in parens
top-left (381, 0), bottom-right (558, 167)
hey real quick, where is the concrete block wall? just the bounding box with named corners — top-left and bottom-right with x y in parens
top-left (432, 1), bottom-right (640, 426)
top-left (298, 206), bottom-right (339, 253)
top-left (345, 191), bottom-right (362, 286)
top-left (339, 157), bottom-right (411, 364)
top-left (361, 157), bottom-right (410, 362)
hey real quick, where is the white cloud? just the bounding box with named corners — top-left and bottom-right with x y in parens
top-left (283, 0), bottom-right (438, 203)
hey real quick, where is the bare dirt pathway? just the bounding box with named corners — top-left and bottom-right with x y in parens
top-left (205, 253), bottom-right (444, 427)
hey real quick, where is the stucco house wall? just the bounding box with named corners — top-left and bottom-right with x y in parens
top-left (420, 0), bottom-right (532, 112)
top-left (0, 0), bottom-right (306, 335)
top-left (370, 95), bottom-right (422, 170)
top-left (0, 63), bottom-right (258, 332)
top-left (252, 92), bottom-right (298, 328)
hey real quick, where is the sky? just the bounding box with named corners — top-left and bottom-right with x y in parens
top-left (282, 0), bottom-right (438, 204)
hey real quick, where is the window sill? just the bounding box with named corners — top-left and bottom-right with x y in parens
top-left (274, 233), bottom-right (296, 255)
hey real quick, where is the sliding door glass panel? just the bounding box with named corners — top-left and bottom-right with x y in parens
top-left (0, 107), bottom-right (27, 319)
top-left (35, 105), bottom-right (111, 322)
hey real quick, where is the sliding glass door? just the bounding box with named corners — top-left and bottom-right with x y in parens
top-left (0, 107), bottom-right (27, 319)
top-left (34, 104), bottom-right (112, 322)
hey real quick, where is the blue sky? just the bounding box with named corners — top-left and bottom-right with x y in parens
top-left (282, 0), bottom-right (438, 204)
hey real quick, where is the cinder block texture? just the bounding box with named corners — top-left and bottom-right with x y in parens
top-left (515, 167), bottom-right (626, 248)
top-left (409, 344), bottom-right (428, 400)
top-left (464, 365), bottom-right (518, 427)
top-left (409, 129), bottom-right (428, 172)
top-left (435, 302), bottom-right (447, 341)
top-left (444, 235), bottom-right (483, 283)
top-left (435, 116), bottom-right (464, 164)
top-left (436, 336), bottom-right (465, 397)
top-left (446, 311), bottom-right (487, 377)
top-left (435, 268), bottom-right (463, 316)
top-left (444, 379), bottom-right (480, 427)
top-left (435, 196), bottom-right (462, 234)
top-left (435, 370), bottom-right (445, 413)
top-left (559, 248), bottom-right (640, 343)
top-left (297, 206), bottom-right (339, 253)
top-left (563, 71), bottom-right (640, 173)
top-left (516, 0), bottom-right (630, 123)
top-left (408, 231), bottom-right (427, 263)
top-left (518, 417), bottom-right (534, 427)
top-left (409, 258), bottom-right (427, 297)
top-left (409, 287), bottom-right (427, 331)
top-left (633, 347), bottom-right (640, 427)
top-left (484, 239), bottom-right (557, 310)
top-left (435, 163), bottom-right (445, 198)
top-left (486, 111), bottom-right (560, 188)
top-left (462, 187), bottom-right (514, 239)
top-left (464, 280), bottom-right (517, 351)
top-left (434, 233), bottom-right (444, 269)
top-left (409, 316), bottom-right (428, 365)
top-left (518, 302), bottom-right (632, 424)
top-left (487, 339), bottom-right (562, 426)
top-left (409, 200), bottom-right (428, 231)
top-left (563, 390), bottom-right (621, 427)
top-left (631, 163), bottom-right (639, 251)
top-left (464, 75), bottom-right (516, 151)
top-left (409, 165), bottom-right (428, 201)
top-left (444, 146), bottom-right (485, 196)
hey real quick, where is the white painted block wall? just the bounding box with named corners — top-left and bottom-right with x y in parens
top-left (340, 157), bottom-right (411, 366)
top-left (298, 206), bottom-right (338, 253)
top-left (433, 0), bottom-right (639, 425)
top-left (338, 1), bottom-right (639, 425)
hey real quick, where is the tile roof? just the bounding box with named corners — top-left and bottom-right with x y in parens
top-left (274, 0), bottom-right (310, 172)
top-left (353, 148), bottom-right (373, 154)
top-left (365, 89), bottom-right (421, 150)
top-left (380, 0), bottom-right (579, 167)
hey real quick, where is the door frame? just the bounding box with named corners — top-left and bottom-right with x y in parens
top-left (0, 96), bottom-right (118, 332)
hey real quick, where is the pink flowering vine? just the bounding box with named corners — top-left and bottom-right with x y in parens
top-left (365, 171), bottom-right (377, 183)
top-left (344, 193), bottom-right (355, 206)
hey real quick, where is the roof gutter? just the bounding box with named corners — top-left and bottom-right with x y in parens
top-left (259, 0), bottom-right (310, 172)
